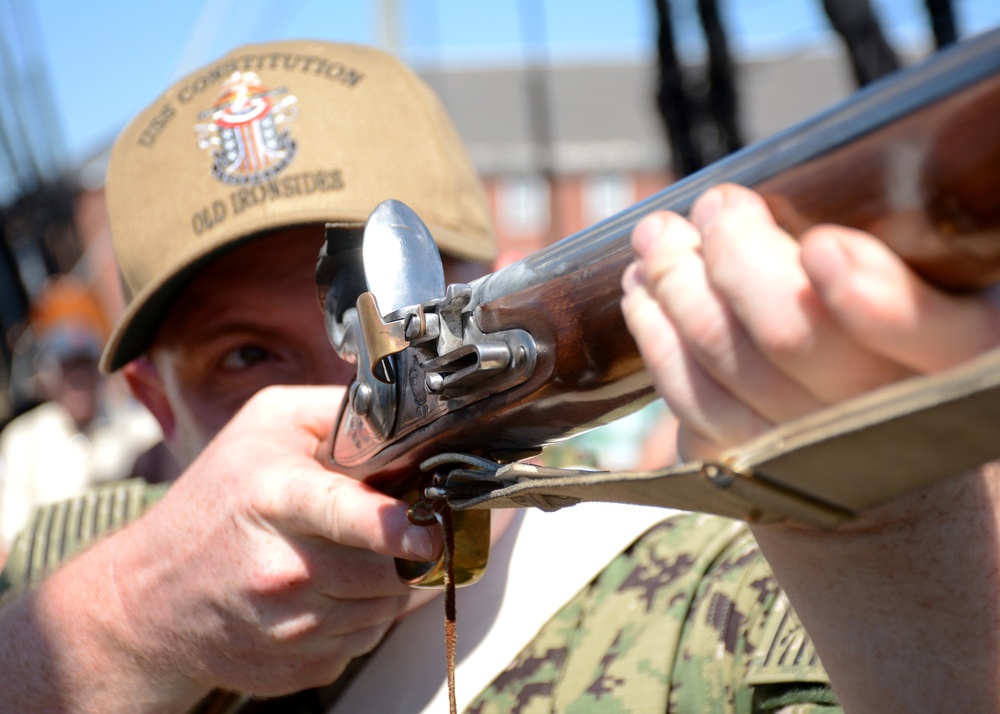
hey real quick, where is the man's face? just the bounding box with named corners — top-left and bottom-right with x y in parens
top-left (38, 354), bottom-right (101, 429)
top-left (136, 227), bottom-right (355, 465)
top-left (129, 225), bottom-right (487, 467)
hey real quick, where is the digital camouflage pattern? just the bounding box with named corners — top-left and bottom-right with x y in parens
top-left (465, 512), bottom-right (841, 714)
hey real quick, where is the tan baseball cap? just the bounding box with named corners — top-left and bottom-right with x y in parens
top-left (101, 39), bottom-right (495, 372)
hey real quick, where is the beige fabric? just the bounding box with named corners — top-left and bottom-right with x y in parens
top-left (0, 401), bottom-right (163, 550)
top-left (102, 40), bottom-right (495, 372)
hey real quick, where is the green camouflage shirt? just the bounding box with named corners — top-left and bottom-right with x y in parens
top-left (1, 485), bottom-right (839, 714)
top-left (465, 512), bottom-right (839, 714)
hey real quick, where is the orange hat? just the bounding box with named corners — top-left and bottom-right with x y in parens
top-left (31, 275), bottom-right (109, 342)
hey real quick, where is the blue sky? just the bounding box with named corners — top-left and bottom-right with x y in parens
top-left (6, 0), bottom-right (1000, 181)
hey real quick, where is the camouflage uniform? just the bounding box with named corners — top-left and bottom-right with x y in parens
top-left (1, 486), bottom-right (839, 713)
top-left (465, 513), bottom-right (839, 714)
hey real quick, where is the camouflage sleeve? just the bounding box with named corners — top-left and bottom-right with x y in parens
top-left (0, 478), bottom-right (170, 596)
top-left (465, 512), bottom-right (841, 714)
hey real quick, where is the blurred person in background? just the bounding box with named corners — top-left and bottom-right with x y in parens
top-left (0, 275), bottom-right (164, 559)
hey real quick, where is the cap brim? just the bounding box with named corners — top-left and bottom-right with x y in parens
top-left (100, 219), bottom-right (491, 373)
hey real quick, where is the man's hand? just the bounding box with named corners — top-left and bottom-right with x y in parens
top-left (621, 184), bottom-right (1000, 712)
top-left (621, 183), bottom-right (1000, 459)
top-left (0, 385), bottom-right (440, 711)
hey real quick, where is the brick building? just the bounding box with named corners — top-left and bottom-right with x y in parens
top-left (420, 48), bottom-right (861, 258)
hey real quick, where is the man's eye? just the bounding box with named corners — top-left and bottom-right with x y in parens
top-left (220, 345), bottom-right (271, 371)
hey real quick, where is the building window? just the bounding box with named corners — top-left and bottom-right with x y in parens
top-left (497, 174), bottom-right (549, 237)
top-left (584, 173), bottom-right (633, 225)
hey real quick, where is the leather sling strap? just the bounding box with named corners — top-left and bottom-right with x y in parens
top-left (435, 347), bottom-right (1000, 529)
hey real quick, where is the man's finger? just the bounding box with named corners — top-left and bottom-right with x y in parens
top-left (622, 268), bottom-right (773, 453)
top-left (642, 233), bottom-right (826, 424)
top-left (694, 185), bottom-right (913, 403)
top-left (802, 225), bottom-right (1000, 372)
top-left (262, 467), bottom-right (440, 565)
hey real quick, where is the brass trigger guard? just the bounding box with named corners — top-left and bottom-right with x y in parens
top-left (395, 456), bottom-right (494, 589)
top-left (395, 509), bottom-right (490, 589)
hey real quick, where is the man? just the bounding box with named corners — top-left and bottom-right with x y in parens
top-left (0, 40), bottom-right (668, 712)
top-left (2, 37), bottom-right (992, 714)
top-left (0, 276), bottom-right (162, 555)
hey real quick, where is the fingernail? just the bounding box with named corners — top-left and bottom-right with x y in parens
top-left (402, 526), bottom-right (435, 562)
top-left (801, 230), bottom-right (851, 292)
top-left (691, 188), bottom-right (724, 230)
top-left (632, 213), bottom-right (666, 257)
top-left (621, 262), bottom-right (642, 294)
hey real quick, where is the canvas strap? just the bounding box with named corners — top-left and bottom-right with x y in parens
top-left (435, 347), bottom-right (1000, 528)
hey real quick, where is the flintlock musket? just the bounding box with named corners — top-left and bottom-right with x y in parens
top-left (317, 27), bottom-right (1000, 587)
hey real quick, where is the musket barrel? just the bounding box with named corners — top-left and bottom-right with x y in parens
top-left (331, 26), bottom-right (1000, 486)
top-left (474, 25), bottom-right (1000, 304)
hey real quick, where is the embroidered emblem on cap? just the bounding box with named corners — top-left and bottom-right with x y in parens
top-left (195, 71), bottom-right (298, 185)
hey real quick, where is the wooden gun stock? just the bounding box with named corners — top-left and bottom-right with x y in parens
top-left (325, 28), bottom-right (1000, 499)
